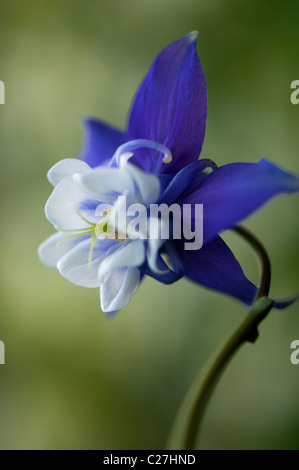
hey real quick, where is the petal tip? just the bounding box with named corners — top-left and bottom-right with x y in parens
top-left (259, 157), bottom-right (299, 193)
top-left (82, 116), bottom-right (94, 126)
top-left (187, 31), bottom-right (199, 44)
top-left (274, 292), bottom-right (299, 310)
top-left (81, 117), bottom-right (98, 134)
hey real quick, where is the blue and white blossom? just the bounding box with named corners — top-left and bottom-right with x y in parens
top-left (39, 32), bottom-right (298, 313)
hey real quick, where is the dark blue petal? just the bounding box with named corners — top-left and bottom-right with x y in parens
top-left (80, 118), bottom-right (127, 168)
top-left (128, 32), bottom-right (207, 175)
top-left (159, 159), bottom-right (217, 205)
top-left (176, 236), bottom-right (257, 305)
top-left (178, 159), bottom-right (299, 244)
top-left (140, 241), bottom-right (184, 284)
top-left (273, 293), bottom-right (299, 309)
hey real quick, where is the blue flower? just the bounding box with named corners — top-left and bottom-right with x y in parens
top-left (39, 32), bottom-right (298, 313)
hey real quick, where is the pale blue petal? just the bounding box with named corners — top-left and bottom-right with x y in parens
top-left (98, 239), bottom-right (145, 282)
top-left (47, 158), bottom-right (91, 186)
top-left (100, 267), bottom-right (140, 312)
top-left (121, 160), bottom-right (161, 204)
top-left (57, 238), bottom-right (117, 288)
top-left (38, 232), bottom-right (86, 269)
top-left (45, 175), bottom-right (91, 230)
top-left (73, 166), bottom-right (135, 202)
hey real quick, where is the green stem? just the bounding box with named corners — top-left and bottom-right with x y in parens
top-left (232, 226), bottom-right (271, 300)
top-left (167, 225), bottom-right (274, 450)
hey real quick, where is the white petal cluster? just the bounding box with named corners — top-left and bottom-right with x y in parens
top-left (38, 157), bottom-right (161, 312)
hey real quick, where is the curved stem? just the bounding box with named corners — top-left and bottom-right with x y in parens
top-left (232, 226), bottom-right (271, 300)
top-left (167, 225), bottom-right (274, 450)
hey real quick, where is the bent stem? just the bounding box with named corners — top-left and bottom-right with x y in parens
top-left (167, 225), bottom-right (274, 450)
top-left (233, 226), bottom-right (271, 301)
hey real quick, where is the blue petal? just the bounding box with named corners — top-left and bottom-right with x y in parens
top-left (127, 32), bottom-right (207, 175)
top-left (80, 118), bottom-right (127, 168)
top-left (141, 241), bottom-right (184, 284)
top-left (273, 293), bottom-right (299, 309)
top-left (178, 159), bottom-right (299, 244)
top-left (176, 236), bottom-right (257, 305)
top-left (159, 159), bottom-right (217, 205)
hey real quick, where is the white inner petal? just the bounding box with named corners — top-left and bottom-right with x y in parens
top-left (57, 238), bottom-right (118, 288)
top-left (121, 160), bottom-right (161, 205)
top-left (100, 267), bottom-right (140, 312)
top-left (45, 175), bottom-right (92, 230)
top-left (47, 158), bottom-right (91, 186)
top-left (73, 166), bottom-right (135, 201)
top-left (98, 239), bottom-right (145, 282)
top-left (38, 232), bottom-right (86, 269)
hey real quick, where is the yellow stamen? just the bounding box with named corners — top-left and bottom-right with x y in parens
top-left (56, 229), bottom-right (94, 247)
top-left (75, 205), bottom-right (95, 226)
top-left (88, 235), bottom-right (97, 268)
top-left (55, 205), bottom-right (126, 268)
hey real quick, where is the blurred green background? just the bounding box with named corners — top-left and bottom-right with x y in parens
top-left (0, 0), bottom-right (298, 450)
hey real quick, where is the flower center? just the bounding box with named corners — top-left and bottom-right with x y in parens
top-left (95, 207), bottom-right (127, 241)
top-left (55, 206), bottom-right (125, 268)
top-left (54, 140), bottom-right (172, 266)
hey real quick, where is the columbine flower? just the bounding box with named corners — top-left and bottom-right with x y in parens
top-left (39, 32), bottom-right (298, 313)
